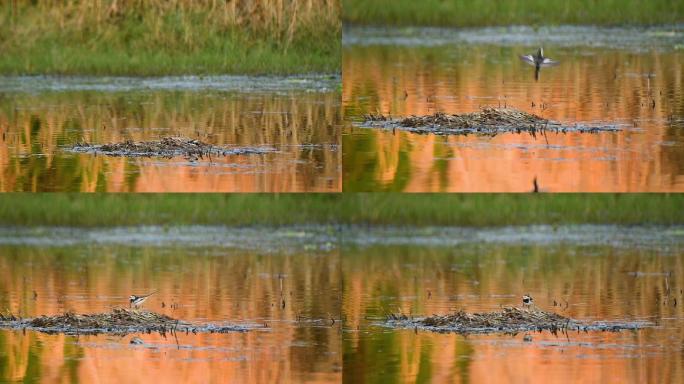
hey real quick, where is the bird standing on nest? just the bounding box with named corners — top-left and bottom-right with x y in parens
top-left (520, 47), bottom-right (559, 81)
top-left (129, 291), bottom-right (156, 309)
top-left (522, 294), bottom-right (534, 310)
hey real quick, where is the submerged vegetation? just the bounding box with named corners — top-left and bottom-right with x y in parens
top-left (0, 194), bottom-right (682, 227)
top-left (0, 308), bottom-right (249, 335)
top-left (343, 0), bottom-right (684, 26)
top-left (385, 307), bottom-right (649, 334)
top-left (362, 108), bottom-right (620, 136)
top-left (0, 0), bottom-right (340, 75)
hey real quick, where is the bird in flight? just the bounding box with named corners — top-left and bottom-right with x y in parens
top-left (520, 47), bottom-right (559, 81)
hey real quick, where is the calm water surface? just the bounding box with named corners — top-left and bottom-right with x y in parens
top-left (343, 26), bottom-right (684, 191)
top-left (0, 227), bottom-right (341, 383)
top-left (0, 75), bottom-right (341, 192)
top-left (342, 226), bottom-right (684, 383)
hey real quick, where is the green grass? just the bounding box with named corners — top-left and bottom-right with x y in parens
top-left (0, 2), bottom-right (340, 75)
top-left (339, 194), bottom-right (684, 226)
top-left (343, 0), bottom-right (684, 26)
top-left (0, 194), bottom-right (682, 227)
top-left (0, 195), bottom-right (338, 227)
top-left (0, 39), bottom-right (339, 76)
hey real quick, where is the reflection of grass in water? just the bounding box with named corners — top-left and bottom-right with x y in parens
top-left (0, 1), bottom-right (339, 75)
top-left (0, 194), bottom-right (683, 226)
top-left (342, 128), bottom-right (378, 192)
top-left (342, 243), bottom-right (683, 382)
top-left (343, 329), bottom-right (402, 383)
top-left (17, 116), bottom-right (95, 192)
top-left (0, 91), bottom-right (340, 148)
top-left (343, 243), bottom-right (679, 319)
top-left (342, 45), bottom-right (684, 193)
top-left (344, 45), bottom-right (684, 119)
top-left (343, 128), bottom-right (414, 192)
top-left (343, 0), bottom-right (684, 26)
top-left (0, 244), bottom-right (339, 383)
top-left (0, 91), bottom-right (340, 192)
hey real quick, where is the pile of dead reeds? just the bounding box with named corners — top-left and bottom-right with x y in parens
top-left (367, 108), bottom-right (548, 129)
top-left (70, 137), bottom-right (273, 159)
top-left (386, 306), bottom-right (648, 334)
top-left (362, 107), bottom-right (621, 136)
top-left (0, 308), bottom-right (251, 335)
top-left (28, 308), bottom-right (176, 329)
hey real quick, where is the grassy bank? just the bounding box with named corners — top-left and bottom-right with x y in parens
top-left (0, 194), bottom-right (682, 227)
top-left (0, 1), bottom-right (339, 75)
top-left (0, 195), bottom-right (339, 227)
top-left (343, 0), bottom-right (684, 27)
top-left (339, 194), bottom-right (684, 226)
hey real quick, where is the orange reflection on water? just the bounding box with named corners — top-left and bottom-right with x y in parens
top-left (0, 91), bottom-right (341, 192)
top-left (0, 245), bottom-right (341, 383)
top-left (343, 45), bottom-right (684, 192)
top-left (343, 244), bottom-right (684, 383)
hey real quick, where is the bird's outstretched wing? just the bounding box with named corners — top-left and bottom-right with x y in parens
top-left (540, 58), bottom-right (559, 67)
top-left (519, 55), bottom-right (536, 66)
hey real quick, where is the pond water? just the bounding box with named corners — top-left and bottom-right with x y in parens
top-left (0, 75), bottom-right (341, 192)
top-left (0, 227), bottom-right (341, 383)
top-left (343, 26), bottom-right (684, 192)
top-left (342, 225), bottom-right (684, 383)
top-left (2, 225), bottom-right (682, 383)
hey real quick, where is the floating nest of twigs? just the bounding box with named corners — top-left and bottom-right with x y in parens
top-left (361, 108), bottom-right (621, 137)
top-left (68, 136), bottom-right (274, 160)
top-left (0, 308), bottom-right (251, 336)
top-left (384, 307), bottom-right (649, 335)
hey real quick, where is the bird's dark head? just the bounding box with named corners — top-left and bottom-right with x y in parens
top-left (129, 295), bottom-right (136, 303)
top-left (538, 48), bottom-right (543, 57)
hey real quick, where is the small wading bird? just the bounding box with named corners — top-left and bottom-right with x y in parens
top-left (520, 47), bottom-right (559, 81)
top-left (522, 294), bottom-right (534, 309)
top-left (129, 291), bottom-right (156, 309)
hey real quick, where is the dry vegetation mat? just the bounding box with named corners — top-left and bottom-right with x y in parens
top-left (361, 108), bottom-right (621, 137)
top-left (68, 137), bottom-right (274, 160)
top-left (0, 308), bottom-right (252, 336)
top-left (385, 307), bottom-right (650, 335)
